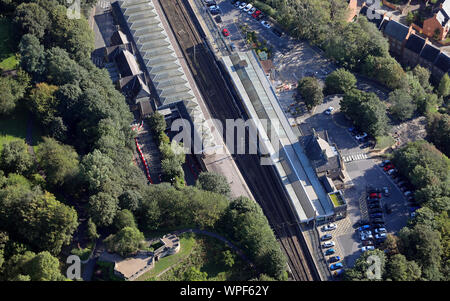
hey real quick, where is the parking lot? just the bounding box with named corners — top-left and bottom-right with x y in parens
top-left (199, 0), bottom-right (408, 272)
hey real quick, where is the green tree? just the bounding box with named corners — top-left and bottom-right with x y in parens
top-left (438, 73), bottom-right (450, 98)
top-left (183, 266), bottom-right (208, 281)
top-left (18, 34), bottom-right (46, 79)
top-left (14, 3), bottom-right (50, 39)
top-left (362, 55), bottom-right (405, 89)
top-left (386, 254), bottom-right (421, 281)
top-left (104, 226), bottom-right (144, 257)
top-left (36, 137), bottom-right (79, 188)
top-left (80, 150), bottom-right (120, 196)
top-left (196, 172), bottom-right (231, 197)
top-left (426, 112), bottom-right (450, 157)
top-left (412, 65), bottom-right (432, 91)
top-left (0, 140), bottom-right (33, 175)
top-left (113, 209), bottom-right (137, 232)
top-left (87, 218), bottom-right (99, 242)
top-left (222, 250), bottom-right (235, 268)
top-left (161, 158), bottom-right (185, 184)
top-left (119, 190), bottom-right (142, 212)
top-left (88, 192), bottom-right (119, 227)
top-left (29, 83), bottom-right (59, 126)
top-left (0, 74), bottom-right (29, 115)
top-left (324, 68), bottom-right (357, 95)
top-left (388, 89), bottom-right (416, 121)
top-left (297, 76), bottom-right (323, 110)
top-left (343, 249), bottom-right (387, 280)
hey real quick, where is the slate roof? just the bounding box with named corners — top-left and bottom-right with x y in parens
top-left (383, 20), bottom-right (410, 42)
top-left (434, 52), bottom-right (450, 72)
top-left (120, 74), bottom-right (151, 100)
top-left (114, 49), bottom-right (141, 77)
top-left (420, 44), bottom-right (441, 63)
top-left (437, 0), bottom-right (450, 26)
top-left (404, 34), bottom-right (426, 54)
top-left (111, 30), bottom-right (129, 46)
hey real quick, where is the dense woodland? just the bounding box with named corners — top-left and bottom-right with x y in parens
top-left (0, 0), bottom-right (287, 280)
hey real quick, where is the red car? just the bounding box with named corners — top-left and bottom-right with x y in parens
top-left (383, 164), bottom-right (395, 171)
top-left (252, 10), bottom-right (261, 18)
top-left (222, 28), bottom-right (230, 37)
top-left (369, 193), bottom-right (381, 199)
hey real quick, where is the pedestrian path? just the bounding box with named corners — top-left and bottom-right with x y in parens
top-left (342, 152), bottom-right (368, 163)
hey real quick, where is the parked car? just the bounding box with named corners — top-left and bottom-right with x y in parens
top-left (272, 27), bottom-right (283, 37)
top-left (384, 203), bottom-right (392, 214)
top-left (383, 164), bottom-right (395, 171)
top-left (404, 191), bottom-right (414, 197)
top-left (387, 168), bottom-right (398, 176)
top-left (243, 3), bottom-right (253, 12)
top-left (369, 208), bottom-right (383, 214)
top-left (369, 204), bottom-right (381, 210)
top-left (362, 240), bottom-right (374, 246)
top-left (354, 220), bottom-right (370, 228)
top-left (222, 28), bottom-right (230, 37)
top-left (234, 1), bottom-right (241, 7)
top-left (322, 241), bottom-right (335, 248)
top-left (358, 224), bottom-right (371, 231)
top-left (324, 106), bottom-right (334, 115)
top-left (374, 228), bottom-right (386, 234)
top-left (321, 234), bottom-right (332, 241)
top-left (367, 187), bottom-right (382, 193)
top-left (372, 218), bottom-right (385, 224)
top-left (209, 5), bottom-right (220, 14)
top-left (375, 233), bottom-right (387, 240)
top-left (360, 230), bottom-right (372, 236)
top-left (369, 192), bottom-right (381, 199)
top-left (355, 132), bottom-right (368, 140)
top-left (330, 262), bottom-right (344, 271)
top-left (382, 187), bottom-right (390, 197)
top-left (379, 160), bottom-right (390, 167)
top-left (333, 269), bottom-right (344, 277)
top-left (361, 246), bottom-right (375, 252)
top-left (205, 0), bottom-right (217, 6)
top-left (397, 180), bottom-right (407, 187)
top-left (261, 20), bottom-right (271, 28)
top-left (252, 10), bottom-right (261, 18)
top-left (238, 2), bottom-right (246, 9)
top-left (214, 15), bottom-right (222, 23)
top-left (323, 223), bottom-right (337, 231)
top-left (372, 223), bottom-right (385, 229)
top-left (361, 233), bottom-right (373, 241)
top-left (248, 7), bottom-right (257, 14)
top-left (370, 213), bottom-right (383, 218)
top-left (324, 248), bottom-right (336, 256)
top-left (328, 256), bottom-right (341, 263)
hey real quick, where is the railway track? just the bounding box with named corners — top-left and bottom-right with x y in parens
top-left (158, 0), bottom-right (319, 281)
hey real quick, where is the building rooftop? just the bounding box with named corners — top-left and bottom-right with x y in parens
top-left (420, 44), bottom-right (441, 63)
top-left (111, 30), bottom-right (129, 46)
top-left (404, 34), bottom-right (426, 54)
top-left (435, 52), bottom-right (450, 72)
top-left (114, 48), bottom-right (141, 78)
top-left (383, 20), bottom-right (410, 42)
top-left (221, 51), bottom-right (333, 222)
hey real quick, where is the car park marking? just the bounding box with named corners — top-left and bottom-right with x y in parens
top-left (343, 153), bottom-right (367, 162)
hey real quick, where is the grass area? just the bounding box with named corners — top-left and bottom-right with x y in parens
top-left (374, 135), bottom-right (395, 150)
top-left (158, 234), bottom-right (255, 281)
top-left (136, 233), bottom-right (196, 281)
top-left (0, 18), bottom-right (18, 71)
top-left (329, 191), bottom-right (345, 207)
top-left (0, 106), bottom-right (43, 153)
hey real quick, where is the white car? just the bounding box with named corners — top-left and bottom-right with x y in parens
top-left (239, 2), bottom-right (246, 9)
top-left (261, 20), bottom-right (271, 28)
top-left (209, 5), bottom-right (220, 11)
top-left (374, 228), bottom-right (386, 234)
top-left (404, 191), bottom-right (413, 197)
top-left (322, 223), bottom-right (337, 231)
top-left (324, 106), bottom-right (334, 115)
top-left (355, 132), bottom-right (368, 140)
top-left (360, 230), bottom-right (372, 236)
top-left (234, 1), bottom-right (241, 7)
top-left (243, 4), bottom-right (253, 12)
top-left (375, 233), bottom-right (387, 240)
top-left (361, 234), bottom-right (373, 241)
top-left (248, 7), bottom-right (257, 14)
top-left (361, 246), bottom-right (375, 252)
top-left (322, 241), bottom-right (335, 248)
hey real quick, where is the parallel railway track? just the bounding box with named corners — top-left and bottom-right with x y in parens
top-left (158, 0), bottom-right (319, 281)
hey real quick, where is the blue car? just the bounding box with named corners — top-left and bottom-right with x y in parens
top-left (330, 262), bottom-right (344, 271)
top-left (333, 269), bottom-right (344, 277)
top-left (358, 224), bottom-right (370, 231)
top-left (324, 248), bottom-right (336, 256)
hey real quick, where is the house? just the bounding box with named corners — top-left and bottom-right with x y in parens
top-left (402, 33), bottom-right (428, 66)
top-left (432, 52), bottom-right (450, 79)
top-left (359, 4), bottom-right (388, 30)
top-left (418, 43), bottom-right (441, 70)
top-left (382, 20), bottom-right (414, 57)
top-left (422, 0), bottom-right (450, 41)
top-left (114, 48), bottom-right (141, 78)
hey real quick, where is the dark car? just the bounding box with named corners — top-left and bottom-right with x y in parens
top-left (215, 15), bottom-right (222, 23)
top-left (369, 208), bottom-right (383, 214)
top-left (354, 220), bottom-right (370, 228)
top-left (367, 187), bottom-right (382, 193)
top-left (328, 256), bottom-right (341, 263)
top-left (272, 28), bottom-right (283, 37)
top-left (370, 213), bottom-right (383, 218)
top-left (362, 240), bottom-right (374, 246)
top-left (384, 204), bottom-right (392, 214)
top-left (321, 234), bottom-right (332, 241)
top-left (372, 218), bottom-right (385, 224)
top-left (256, 13), bottom-right (264, 20)
top-left (368, 204), bottom-right (381, 210)
top-left (372, 223), bottom-right (385, 228)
